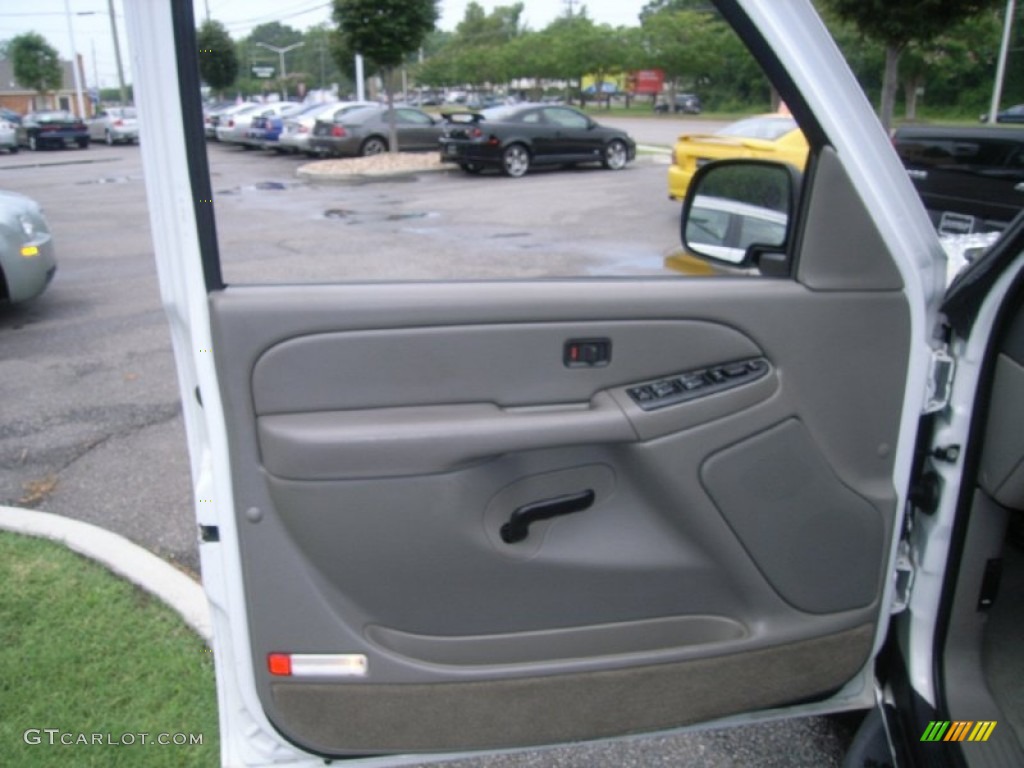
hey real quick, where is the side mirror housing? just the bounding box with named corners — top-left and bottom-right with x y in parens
top-left (680, 159), bottom-right (801, 270)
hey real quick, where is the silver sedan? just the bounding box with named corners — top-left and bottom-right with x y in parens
top-left (87, 106), bottom-right (140, 145)
top-left (0, 190), bottom-right (56, 303)
top-left (0, 116), bottom-right (17, 153)
top-left (278, 101), bottom-right (376, 156)
top-left (307, 105), bottom-right (443, 157)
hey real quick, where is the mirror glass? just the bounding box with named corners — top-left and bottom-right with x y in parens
top-left (683, 163), bottom-right (792, 265)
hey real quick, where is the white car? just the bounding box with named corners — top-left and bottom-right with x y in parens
top-left (277, 101), bottom-right (376, 156)
top-left (215, 102), bottom-right (299, 147)
top-left (126, 2), bottom-right (1024, 766)
top-left (204, 101), bottom-right (255, 140)
top-left (87, 106), bottom-right (139, 145)
top-left (0, 118), bottom-right (17, 153)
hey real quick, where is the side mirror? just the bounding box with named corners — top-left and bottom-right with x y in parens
top-left (681, 159), bottom-right (801, 269)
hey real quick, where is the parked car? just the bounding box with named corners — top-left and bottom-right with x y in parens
top-left (308, 105), bottom-right (443, 157)
top-left (16, 111), bottom-right (89, 151)
top-left (205, 101), bottom-right (256, 140)
top-left (0, 117), bottom-right (17, 153)
top-left (892, 124), bottom-right (1024, 234)
top-left (244, 103), bottom-right (308, 150)
top-left (980, 104), bottom-right (1024, 124)
top-left (439, 103), bottom-right (636, 177)
top-left (655, 93), bottom-right (702, 114)
top-left (0, 190), bottom-right (56, 303)
top-left (87, 106), bottom-right (139, 145)
top-left (277, 101), bottom-right (375, 155)
top-left (667, 113), bottom-right (808, 200)
top-left (217, 102), bottom-right (299, 147)
top-left (0, 107), bottom-right (22, 125)
top-left (681, 193), bottom-right (788, 265)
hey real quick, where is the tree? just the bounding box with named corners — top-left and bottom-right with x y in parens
top-left (827, 0), bottom-right (1001, 129)
top-left (295, 24), bottom-right (350, 93)
top-left (197, 20), bottom-right (238, 100)
top-left (900, 10), bottom-right (1002, 119)
top-left (248, 22), bottom-right (303, 50)
top-left (439, 2), bottom-right (526, 89)
top-left (9, 32), bottom-right (63, 109)
top-left (332, 0), bottom-right (440, 153)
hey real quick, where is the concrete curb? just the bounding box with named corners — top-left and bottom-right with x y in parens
top-left (0, 504), bottom-right (212, 643)
top-left (296, 164), bottom-right (451, 185)
top-left (296, 150), bottom-right (671, 184)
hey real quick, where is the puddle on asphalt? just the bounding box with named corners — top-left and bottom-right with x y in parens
top-left (323, 209), bottom-right (438, 223)
top-left (385, 212), bottom-right (430, 221)
top-left (216, 181), bottom-right (300, 195)
top-left (75, 175), bottom-right (141, 185)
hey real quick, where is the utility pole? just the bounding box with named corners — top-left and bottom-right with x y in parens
top-left (108, 0), bottom-right (128, 105)
top-left (63, 0), bottom-right (86, 116)
top-left (988, 0), bottom-right (1017, 124)
top-left (564, 0), bottom-right (577, 17)
top-left (355, 54), bottom-right (365, 101)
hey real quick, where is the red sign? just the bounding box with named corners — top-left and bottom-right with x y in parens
top-left (631, 70), bottom-right (665, 95)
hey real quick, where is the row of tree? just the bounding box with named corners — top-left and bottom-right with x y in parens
top-left (4, 0), bottom-right (1017, 132)
top-left (197, 0), bottom-right (1021, 130)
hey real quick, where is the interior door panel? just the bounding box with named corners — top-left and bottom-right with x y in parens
top-left (209, 277), bottom-right (909, 755)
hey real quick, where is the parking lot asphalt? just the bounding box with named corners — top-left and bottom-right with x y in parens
top-left (0, 133), bottom-right (855, 766)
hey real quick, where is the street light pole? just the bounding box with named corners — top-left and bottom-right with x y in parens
top-left (988, 0), bottom-right (1017, 124)
top-left (76, 5), bottom-right (128, 106)
top-left (254, 41), bottom-right (305, 101)
top-left (62, 0), bottom-right (86, 117)
top-left (107, 0), bottom-right (128, 105)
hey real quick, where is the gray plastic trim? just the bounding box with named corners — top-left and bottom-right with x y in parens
top-left (942, 491), bottom-right (1024, 766)
top-left (979, 354), bottom-right (1024, 510)
top-left (701, 419), bottom-right (886, 614)
top-left (798, 148), bottom-right (905, 292)
top-left (207, 278), bottom-right (910, 745)
top-left (251, 321), bottom-right (762, 416)
top-left (268, 624), bottom-right (874, 755)
top-left (365, 615), bottom-right (747, 667)
top-left (257, 392), bottom-right (637, 481)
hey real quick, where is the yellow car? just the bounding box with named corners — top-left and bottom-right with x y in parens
top-left (667, 114), bottom-right (808, 201)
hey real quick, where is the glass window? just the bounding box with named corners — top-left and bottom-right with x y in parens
top-left (201, 1), bottom-right (805, 284)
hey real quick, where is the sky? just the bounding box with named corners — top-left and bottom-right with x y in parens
top-left (1, 1), bottom-right (647, 91)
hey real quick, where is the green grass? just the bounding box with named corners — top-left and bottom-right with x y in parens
top-left (0, 531), bottom-right (219, 767)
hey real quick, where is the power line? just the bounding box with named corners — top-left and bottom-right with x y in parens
top-left (216, 2), bottom-right (331, 32)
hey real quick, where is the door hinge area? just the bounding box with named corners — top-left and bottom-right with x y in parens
top-left (923, 348), bottom-right (955, 414)
top-left (890, 541), bottom-right (916, 614)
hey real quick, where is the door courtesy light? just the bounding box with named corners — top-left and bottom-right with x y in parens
top-left (267, 653), bottom-right (292, 676)
top-left (267, 653), bottom-right (368, 678)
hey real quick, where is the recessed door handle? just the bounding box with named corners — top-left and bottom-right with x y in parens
top-left (500, 489), bottom-right (596, 544)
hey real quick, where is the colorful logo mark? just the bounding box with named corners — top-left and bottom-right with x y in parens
top-left (921, 721), bottom-right (997, 742)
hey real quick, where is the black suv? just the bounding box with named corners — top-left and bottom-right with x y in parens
top-left (892, 124), bottom-right (1024, 234)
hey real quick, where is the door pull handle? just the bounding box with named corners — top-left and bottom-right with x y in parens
top-left (500, 489), bottom-right (596, 544)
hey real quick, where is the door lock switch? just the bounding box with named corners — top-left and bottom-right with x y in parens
top-left (627, 357), bottom-right (770, 411)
